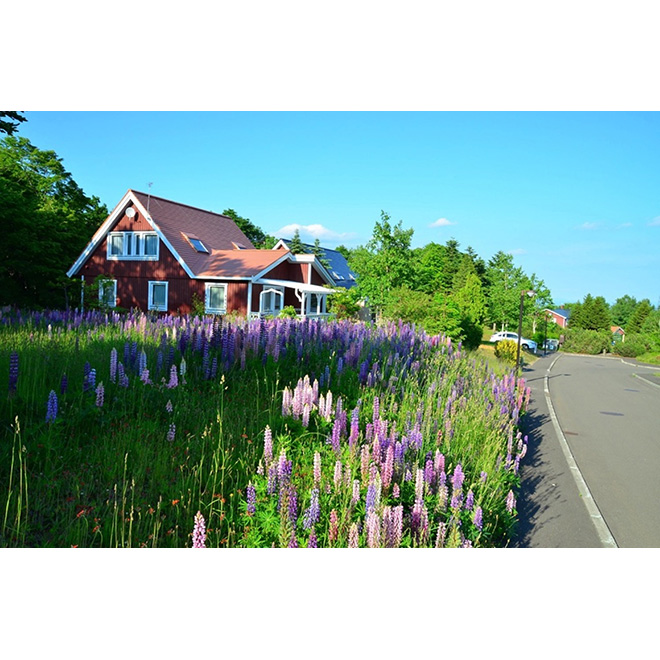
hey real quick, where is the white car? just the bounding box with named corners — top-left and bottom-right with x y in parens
top-left (490, 331), bottom-right (537, 353)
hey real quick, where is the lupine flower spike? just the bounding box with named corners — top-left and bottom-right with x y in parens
top-left (192, 511), bottom-right (206, 548)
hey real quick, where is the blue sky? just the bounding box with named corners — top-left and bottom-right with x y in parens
top-left (15, 111), bottom-right (660, 306)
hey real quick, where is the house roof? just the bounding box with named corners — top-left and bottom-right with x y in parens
top-left (548, 308), bottom-right (571, 319)
top-left (273, 239), bottom-right (357, 288)
top-left (131, 190), bottom-right (259, 276)
top-left (68, 190), bottom-right (336, 287)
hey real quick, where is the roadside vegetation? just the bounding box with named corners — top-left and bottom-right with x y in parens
top-left (1, 310), bottom-right (530, 548)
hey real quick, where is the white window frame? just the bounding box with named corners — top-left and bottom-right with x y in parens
top-left (98, 279), bottom-right (117, 308)
top-left (259, 286), bottom-right (284, 316)
top-left (205, 283), bottom-right (228, 314)
top-left (148, 281), bottom-right (168, 312)
top-left (107, 231), bottom-right (159, 260)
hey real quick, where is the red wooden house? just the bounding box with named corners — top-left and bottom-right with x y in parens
top-left (67, 190), bottom-right (336, 318)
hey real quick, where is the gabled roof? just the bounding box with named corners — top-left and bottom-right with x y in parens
top-left (67, 190), bottom-right (336, 286)
top-left (273, 239), bottom-right (357, 288)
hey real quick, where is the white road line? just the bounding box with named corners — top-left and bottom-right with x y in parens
top-left (544, 355), bottom-right (618, 548)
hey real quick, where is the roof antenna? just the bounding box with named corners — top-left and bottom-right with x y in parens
top-left (147, 182), bottom-right (153, 213)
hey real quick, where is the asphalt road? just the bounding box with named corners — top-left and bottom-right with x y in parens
top-left (514, 352), bottom-right (660, 548)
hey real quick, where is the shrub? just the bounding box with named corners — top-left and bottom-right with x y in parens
top-left (494, 339), bottom-right (518, 365)
top-left (562, 328), bottom-right (610, 354)
top-left (278, 305), bottom-right (298, 319)
top-left (611, 334), bottom-right (652, 358)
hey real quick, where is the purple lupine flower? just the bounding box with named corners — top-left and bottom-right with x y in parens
top-left (365, 481), bottom-right (377, 513)
top-left (264, 425), bottom-right (273, 464)
top-left (267, 463), bottom-right (278, 496)
top-left (473, 506), bottom-right (483, 532)
top-left (60, 373), bottom-right (68, 395)
top-left (452, 463), bottom-right (465, 492)
top-left (465, 490), bottom-right (474, 511)
top-left (8, 351), bottom-right (18, 394)
top-left (109, 348), bottom-right (118, 383)
top-left (330, 418), bottom-right (341, 454)
top-left (329, 509), bottom-right (339, 544)
top-left (348, 523), bottom-right (359, 548)
top-left (118, 362), bottom-right (129, 388)
top-left (167, 423), bottom-right (176, 442)
top-left (480, 471), bottom-right (488, 484)
top-left (167, 364), bottom-right (178, 389)
top-left (192, 511), bottom-right (206, 548)
top-left (506, 490), bottom-right (516, 513)
top-left (307, 531), bottom-right (318, 548)
top-left (95, 382), bottom-right (104, 408)
top-left (166, 399), bottom-right (173, 414)
top-left (45, 390), bottom-right (58, 423)
top-left (303, 488), bottom-right (320, 529)
top-left (277, 449), bottom-right (292, 485)
top-left (247, 482), bottom-right (256, 515)
top-left (140, 368), bottom-right (152, 385)
top-left (84, 368), bottom-right (96, 393)
top-left (285, 485), bottom-right (298, 526)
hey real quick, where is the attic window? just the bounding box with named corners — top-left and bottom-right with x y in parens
top-left (183, 233), bottom-right (209, 253)
top-left (232, 242), bottom-right (248, 250)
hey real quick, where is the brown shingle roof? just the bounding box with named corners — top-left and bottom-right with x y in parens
top-left (131, 190), bottom-right (262, 277)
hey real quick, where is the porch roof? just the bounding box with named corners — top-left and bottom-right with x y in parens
top-left (255, 278), bottom-right (337, 294)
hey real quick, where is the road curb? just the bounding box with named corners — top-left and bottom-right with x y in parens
top-left (544, 354), bottom-right (618, 548)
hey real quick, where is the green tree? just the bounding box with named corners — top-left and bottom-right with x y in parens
top-left (453, 272), bottom-right (486, 324)
top-left (610, 295), bottom-right (638, 328)
top-left (0, 136), bottom-right (108, 308)
top-left (222, 208), bottom-right (269, 248)
top-left (349, 211), bottom-right (414, 315)
top-left (312, 238), bottom-right (331, 269)
top-left (335, 244), bottom-right (352, 260)
top-left (626, 299), bottom-right (652, 334)
top-left (484, 251), bottom-right (527, 330)
top-left (288, 229), bottom-right (305, 254)
top-left (0, 111), bottom-right (26, 136)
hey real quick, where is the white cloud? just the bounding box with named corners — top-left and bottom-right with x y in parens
top-left (618, 222), bottom-right (633, 229)
top-left (276, 223), bottom-right (357, 242)
top-left (429, 217), bottom-right (454, 228)
top-left (579, 222), bottom-right (599, 230)
top-left (648, 217), bottom-right (660, 227)
top-left (508, 248), bottom-right (527, 256)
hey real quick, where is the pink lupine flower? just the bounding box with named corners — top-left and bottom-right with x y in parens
top-left (506, 490), bottom-right (516, 513)
top-left (351, 479), bottom-right (361, 506)
top-left (264, 426), bottom-right (273, 464)
top-left (333, 460), bottom-right (342, 491)
top-left (366, 510), bottom-right (381, 548)
top-left (192, 511), bottom-right (206, 548)
top-left (435, 522), bottom-right (447, 548)
top-left (329, 509), bottom-right (339, 544)
top-left (348, 523), bottom-right (359, 548)
top-left (415, 468), bottom-right (424, 501)
top-left (302, 402), bottom-right (311, 428)
top-left (392, 483), bottom-right (400, 499)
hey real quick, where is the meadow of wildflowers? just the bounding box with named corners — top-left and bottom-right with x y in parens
top-left (0, 307), bottom-right (529, 548)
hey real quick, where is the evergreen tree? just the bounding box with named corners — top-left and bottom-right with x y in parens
top-left (626, 300), bottom-right (652, 334)
top-left (288, 229), bottom-right (305, 254)
top-left (610, 295), bottom-right (638, 328)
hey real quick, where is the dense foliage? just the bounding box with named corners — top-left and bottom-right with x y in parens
top-left (0, 136), bottom-right (108, 309)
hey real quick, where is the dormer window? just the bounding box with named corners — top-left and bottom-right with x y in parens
top-left (232, 242), bottom-right (248, 250)
top-left (183, 233), bottom-right (209, 253)
top-left (107, 231), bottom-right (158, 260)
